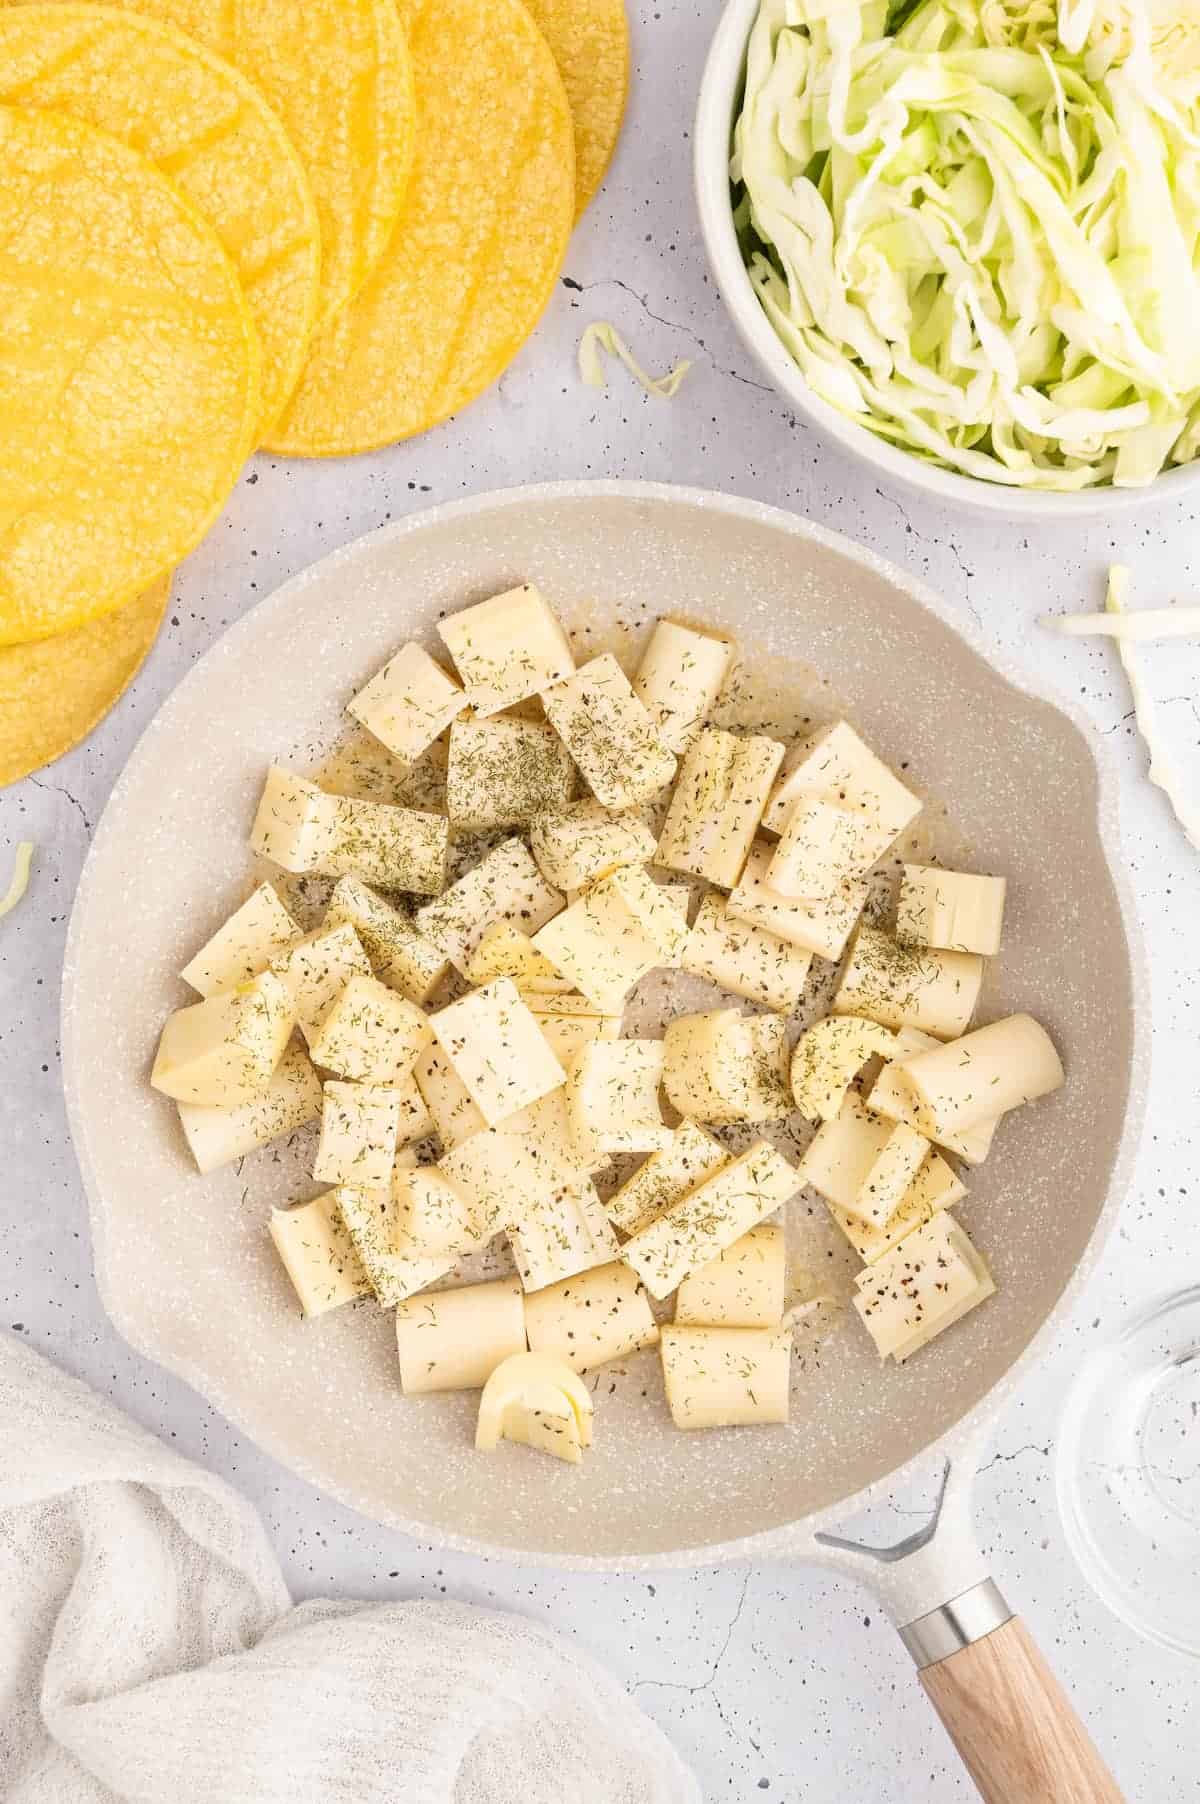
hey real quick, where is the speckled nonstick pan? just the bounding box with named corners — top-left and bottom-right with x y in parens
top-left (63, 483), bottom-right (1145, 1802)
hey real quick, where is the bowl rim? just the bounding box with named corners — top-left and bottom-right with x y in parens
top-left (1055, 1284), bottom-right (1200, 1658)
top-left (692, 0), bottom-right (1200, 522)
top-left (62, 478), bottom-right (1151, 1571)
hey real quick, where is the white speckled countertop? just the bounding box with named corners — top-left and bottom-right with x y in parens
top-left (3, 1), bottom-right (1199, 1793)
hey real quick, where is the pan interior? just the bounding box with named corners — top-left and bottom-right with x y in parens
top-left (63, 489), bottom-right (1133, 1560)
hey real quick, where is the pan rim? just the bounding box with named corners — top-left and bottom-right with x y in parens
top-left (62, 478), bottom-right (1150, 1571)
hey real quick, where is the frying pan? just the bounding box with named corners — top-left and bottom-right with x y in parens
top-left (62, 482), bottom-right (1146, 1802)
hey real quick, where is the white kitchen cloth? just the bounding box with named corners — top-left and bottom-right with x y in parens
top-left (0, 1332), bottom-right (700, 1804)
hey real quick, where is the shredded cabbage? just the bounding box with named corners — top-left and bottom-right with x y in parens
top-left (734, 0), bottom-right (1200, 487)
top-left (578, 322), bottom-right (693, 397)
top-left (0, 841), bottom-right (33, 920)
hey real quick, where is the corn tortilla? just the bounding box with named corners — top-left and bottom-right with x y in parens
top-left (0, 105), bottom-right (259, 648)
top-left (524, 0), bottom-right (628, 213)
top-left (265, 0), bottom-right (575, 457)
top-left (0, 575), bottom-right (172, 787)
top-left (0, 4), bottom-right (320, 437)
top-left (109, 0), bottom-right (415, 327)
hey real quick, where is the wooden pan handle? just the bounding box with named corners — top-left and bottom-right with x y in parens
top-left (920, 1615), bottom-right (1124, 1804)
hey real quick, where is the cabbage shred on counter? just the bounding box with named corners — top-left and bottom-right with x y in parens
top-left (734, 0), bottom-right (1200, 488)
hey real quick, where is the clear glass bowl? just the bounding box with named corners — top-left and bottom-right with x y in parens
top-left (1057, 1287), bottom-right (1200, 1658)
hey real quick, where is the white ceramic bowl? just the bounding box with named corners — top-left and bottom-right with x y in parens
top-left (694, 0), bottom-right (1200, 522)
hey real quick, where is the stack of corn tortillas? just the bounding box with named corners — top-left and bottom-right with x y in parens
top-left (0, 0), bottom-right (627, 785)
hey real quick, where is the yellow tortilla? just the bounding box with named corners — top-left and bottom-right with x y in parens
top-left (0, 4), bottom-right (320, 437)
top-left (0, 576), bottom-right (172, 786)
top-left (524, 0), bottom-right (628, 213)
top-left (265, 0), bottom-right (576, 457)
top-left (108, 0), bottom-right (415, 326)
top-left (0, 105), bottom-right (258, 648)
